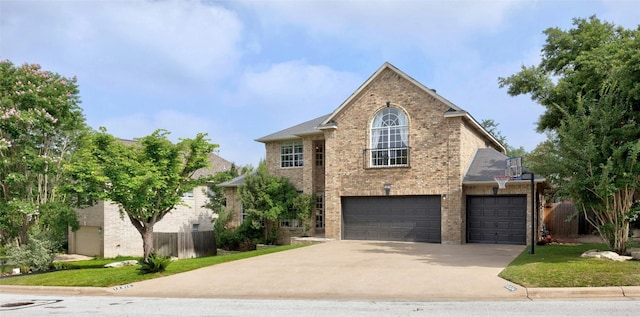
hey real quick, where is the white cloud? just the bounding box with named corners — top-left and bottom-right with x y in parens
top-left (239, 0), bottom-right (524, 53)
top-left (226, 60), bottom-right (363, 126)
top-left (1, 0), bottom-right (244, 93)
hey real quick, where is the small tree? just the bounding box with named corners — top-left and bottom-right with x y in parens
top-left (238, 160), bottom-right (312, 243)
top-left (292, 194), bottom-right (315, 236)
top-left (67, 129), bottom-right (217, 260)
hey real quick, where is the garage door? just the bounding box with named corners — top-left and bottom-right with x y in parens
top-left (467, 195), bottom-right (526, 245)
top-left (342, 196), bottom-right (441, 243)
top-left (74, 226), bottom-right (102, 257)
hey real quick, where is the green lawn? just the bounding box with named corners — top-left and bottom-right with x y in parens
top-left (0, 244), bottom-right (308, 287)
top-left (499, 243), bottom-right (640, 287)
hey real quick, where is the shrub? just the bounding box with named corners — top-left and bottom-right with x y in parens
top-left (7, 233), bottom-right (57, 272)
top-left (138, 253), bottom-right (171, 274)
top-left (214, 208), bottom-right (265, 251)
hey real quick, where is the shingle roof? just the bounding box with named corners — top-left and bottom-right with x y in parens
top-left (191, 153), bottom-right (233, 179)
top-left (463, 148), bottom-right (510, 183)
top-left (255, 114), bottom-right (330, 143)
top-left (218, 171), bottom-right (255, 187)
top-left (463, 148), bottom-right (544, 184)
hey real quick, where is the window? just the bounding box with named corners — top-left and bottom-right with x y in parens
top-left (370, 108), bottom-right (409, 167)
top-left (192, 224), bottom-right (199, 232)
top-left (279, 219), bottom-right (303, 228)
top-left (182, 190), bottom-right (194, 198)
top-left (240, 205), bottom-right (247, 224)
top-left (315, 143), bottom-right (324, 167)
top-left (281, 141), bottom-right (303, 168)
top-left (315, 192), bottom-right (324, 229)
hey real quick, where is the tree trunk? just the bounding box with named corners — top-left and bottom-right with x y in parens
top-left (18, 215), bottom-right (31, 246)
top-left (141, 228), bottom-right (154, 262)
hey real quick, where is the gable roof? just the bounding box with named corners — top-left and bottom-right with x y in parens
top-left (321, 62), bottom-right (466, 125)
top-left (255, 62), bottom-right (504, 152)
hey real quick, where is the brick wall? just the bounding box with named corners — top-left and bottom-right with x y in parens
top-left (323, 68), bottom-right (469, 242)
top-left (251, 67), bottom-right (503, 244)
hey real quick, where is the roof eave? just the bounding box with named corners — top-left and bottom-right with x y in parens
top-left (444, 111), bottom-right (506, 154)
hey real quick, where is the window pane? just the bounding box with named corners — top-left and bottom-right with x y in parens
top-left (370, 108), bottom-right (409, 167)
top-left (281, 141), bottom-right (303, 168)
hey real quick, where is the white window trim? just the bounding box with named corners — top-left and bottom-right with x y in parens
top-left (281, 141), bottom-right (303, 168)
top-left (279, 219), bottom-right (303, 229)
top-left (369, 107), bottom-right (409, 167)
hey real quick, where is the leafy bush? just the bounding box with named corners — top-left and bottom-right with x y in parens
top-left (138, 253), bottom-right (171, 274)
top-left (7, 233), bottom-right (56, 272)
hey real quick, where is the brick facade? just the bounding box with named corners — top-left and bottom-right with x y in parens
top-left (225, 63), bottom-right (540, 245)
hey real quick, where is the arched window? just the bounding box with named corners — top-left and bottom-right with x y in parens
top-left (370, 107), bottom-right (409, 167)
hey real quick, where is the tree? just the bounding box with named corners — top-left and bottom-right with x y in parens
top-left (291, 194), bottom-right (315, 236)
top-left (479, 119), bottom-right (527, 158)
top-left (498, 16), bottom-right (640, 254)
top-left (238, 160), bottom-right (312, 242)
top-left (67, 129), bottom-right (217, 260)
top-left (205, 163), bottom-right (252, 214)
top-left (0, 60), bottom-right (85, 247)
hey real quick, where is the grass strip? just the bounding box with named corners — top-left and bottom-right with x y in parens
top-left (499, 243), bottom-right (640, 287)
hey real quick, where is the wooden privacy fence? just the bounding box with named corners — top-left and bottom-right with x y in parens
top-left (154, 231), bottom-right (216, 259)
top-left (543, 202), bottom-right (579, 237)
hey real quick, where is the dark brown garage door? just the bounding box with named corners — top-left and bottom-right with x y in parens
top-left (467, 195), bottom-right (526, 245)
top-left (342, 196), bottom-right (441, 243)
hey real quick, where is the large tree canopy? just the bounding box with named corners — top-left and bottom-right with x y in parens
top-left (499, 17), bottom-right (640, 254)
top-left (499, 16), bottom-right (640, 131)
top-left (67, 129), bottom-right (217, 260)
top-left (0, 60), bottom-right (85, 246)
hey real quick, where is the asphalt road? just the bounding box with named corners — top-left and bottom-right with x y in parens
top-left (1, 294), bottom-right (639, 317)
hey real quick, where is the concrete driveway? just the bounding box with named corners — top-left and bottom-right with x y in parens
top-left (115, 241), bottom-right (527, 301)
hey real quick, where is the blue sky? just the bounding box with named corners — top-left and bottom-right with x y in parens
top-left (2, 0), bottom-right (638, 167)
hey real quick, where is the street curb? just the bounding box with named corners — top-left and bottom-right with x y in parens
top-left (621, 286), bottom-right (640, 299)
top-left (526, 286), bottom-right (637, 300)
top-left (0, 285), bottom-right (112, 296)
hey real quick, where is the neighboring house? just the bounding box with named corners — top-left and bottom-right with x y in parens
top-left (68, 152), bottom-right (233, 258)
top-left (222, 62), bottom-right (546, 245)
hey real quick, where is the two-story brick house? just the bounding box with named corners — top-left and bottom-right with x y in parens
top-left (222, 62), bottom-right (545, 245)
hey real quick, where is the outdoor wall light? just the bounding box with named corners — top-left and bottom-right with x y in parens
top-left (98, 226), bottom-right (102, 234)
top-left (384, 183), bottom-right (391, 196)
